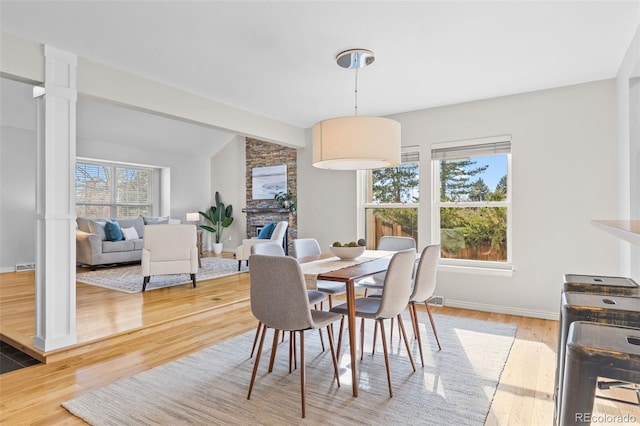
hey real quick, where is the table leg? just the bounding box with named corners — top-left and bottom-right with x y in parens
top-left (346, 278), bottom-right (358, 397)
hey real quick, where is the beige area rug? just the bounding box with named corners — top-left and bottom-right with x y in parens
top-left (76, 257), bottom-right (248, 293)
top-left (62, 313), bottom-right (517, 425)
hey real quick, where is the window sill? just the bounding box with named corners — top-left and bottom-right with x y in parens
top-left (438, 263), bottom-right (514, 277)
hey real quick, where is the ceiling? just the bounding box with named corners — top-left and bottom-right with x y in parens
top-left (1, 1), bottom-right (639, 150)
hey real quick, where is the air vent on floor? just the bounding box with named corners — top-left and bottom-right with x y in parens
top-left (15, 263), bottom-right (35, 272)
top-left (428, 295), bottom-right (445, 307)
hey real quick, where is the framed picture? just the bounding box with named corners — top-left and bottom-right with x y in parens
top-left (252, 165), bottom-right (287, 200)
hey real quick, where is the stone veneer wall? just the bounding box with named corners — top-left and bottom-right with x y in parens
top-left (244, 138), bottom-right (297, 253)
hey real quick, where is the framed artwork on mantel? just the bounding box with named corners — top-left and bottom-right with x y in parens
top-left (252, 164), bottom-right (287, 200)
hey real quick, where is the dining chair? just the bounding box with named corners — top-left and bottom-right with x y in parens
top-left (407, 244), bottom-right (442, 366)
top-left (330, 248), bottom-right (417, 397)
top-left (249, 242), bottom-right (327, 358)
top-left (367, 244), bottom-right (442, 363)
top-left (292, 238), bottom-right (346, 308)
top-left (356, 236), bottom-right (416, 296)
top-left (247, 254), bottom-right (342, 418)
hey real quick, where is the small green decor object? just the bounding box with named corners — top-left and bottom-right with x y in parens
top-left (199, 192), bottom-right (234, 244)
top-left (274, 191), bottom-right (296, 214)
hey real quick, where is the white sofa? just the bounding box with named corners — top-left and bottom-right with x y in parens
top-left (234, 221), bottom-right (288, 270)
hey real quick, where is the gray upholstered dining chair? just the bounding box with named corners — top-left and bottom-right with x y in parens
top-left (292, 238), bottom-right (346, 308)
top-left (356, 236), bottom-right (416, 296)
top-left (367, 244), bottom-right (442, 364)
top-left (330, 248), bottom-right (417, 397)
top-left (247, 254), bottom-right (342, 418)
top-left (407, 244), bottom-right (442, 366)
top-left (249, 242), bottom-right (327, 358)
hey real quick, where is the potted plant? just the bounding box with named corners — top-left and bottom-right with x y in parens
top-left (199, 191), bottom-right (233, 254)
top-left (274, 191), bottom-right (296, 214)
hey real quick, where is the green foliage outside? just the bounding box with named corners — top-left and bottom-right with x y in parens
top-left (370, 158), bottom-right (508, 261)
top-left (439, 158), bottom-right (507, 260)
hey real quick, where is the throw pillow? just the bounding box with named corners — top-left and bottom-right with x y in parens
top-left (88, 220), bottom-right (107, 241)
top-left (104, 221), bottom-right (124, 242)
top-left (121, 226), bottom-right (139, 241)
top-left (257, 223), bottom-right (276, 239)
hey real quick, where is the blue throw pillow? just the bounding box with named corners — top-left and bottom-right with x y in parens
top-left (104, 221), bottom-right (123, 241)
top-left (257, 223), bottom-right (276, 239)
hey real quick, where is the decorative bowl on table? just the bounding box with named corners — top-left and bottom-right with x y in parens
top-left (329, 245), bottom-right (366, 260)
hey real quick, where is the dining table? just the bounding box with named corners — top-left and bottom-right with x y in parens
top-left (299, 250), bottom-right (394, 397)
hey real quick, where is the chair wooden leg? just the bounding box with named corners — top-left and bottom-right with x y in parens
top-left (372, 321), bottom-right (378, 355)
top-left (318, 328), bottom-right (325, 352)
top-left (142, 276), bottom-right (150, 291)
top-left (190, 273), bottom-right (196, 288)
top-left (360, 317), bottom-right (366, 361)
top-left (328, 295), bottom-right (333, 309)
top-left (378, 319), bottom-right (393, 397)
top-left (300, 330), bottom-right (306, 418)
top-left (390, 317), bottom-right (394, 342)
top-left (336, 317), bottom-right (345, 361)
top-left (397, 313), bottom-right (416, 372)
top-left (424, 301), bottom-right (442, 350)
top-left (247, 323), bottom-right (267, 400)
top-left (289, 331), bottom-right (294, 373)
top-left (250, 321), bottom-right (263, 358)
top-left (326, 325), bottom-right (341, 387)
top-left (268, 329), bottom-right (280, 373)
top-left (409, 304), bottom-right (425, 367)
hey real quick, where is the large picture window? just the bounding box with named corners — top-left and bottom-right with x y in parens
top-left (363, 151), bottom-right (419, 249)
top-left (432, 136), bottom-right (511, 267)
top-left (75, 160), bottom-right (154, 218)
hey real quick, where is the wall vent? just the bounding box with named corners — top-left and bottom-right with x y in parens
top-left (15, 263), bottom-right (36, 272)
top-left (428, 295), bottom-right (445, 307)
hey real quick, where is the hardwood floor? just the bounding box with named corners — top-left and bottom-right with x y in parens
top-left (1, 256), bottom-right (638, 425)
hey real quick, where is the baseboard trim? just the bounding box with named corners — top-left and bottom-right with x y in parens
top-left (445, 299), bottom-right (559, 321)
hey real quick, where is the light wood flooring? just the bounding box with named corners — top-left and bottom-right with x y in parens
top-left (1, 254), bottom-right (638, 425)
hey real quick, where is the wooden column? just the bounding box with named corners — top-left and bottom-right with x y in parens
top-left (33, 46), bottom-right (77, 351)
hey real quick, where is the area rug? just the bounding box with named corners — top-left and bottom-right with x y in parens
top-left (76, 257), bottom-right (248, 293)
top-left (62, 313), bottom-right (517, 425)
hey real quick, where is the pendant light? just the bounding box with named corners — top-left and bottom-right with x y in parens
top-left (312, 49), bottom-right (401, 170)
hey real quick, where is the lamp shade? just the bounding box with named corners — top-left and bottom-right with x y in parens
top-left (186, 212), bottom-right (200, 222)
top-left (312, 116), bottom-right (401, 170)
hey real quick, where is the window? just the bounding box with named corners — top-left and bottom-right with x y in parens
top-left (75, 160), bottom-right (154, 218)
top-left (432, 136), bottom-right (511, 268)
top-left (363, 150), bottom-right (419, 249)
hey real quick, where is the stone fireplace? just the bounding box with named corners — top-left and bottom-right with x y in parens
top-left (242, 138), bottom-right (297, 253)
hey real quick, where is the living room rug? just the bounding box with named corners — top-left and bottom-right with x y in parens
top-left (76, 257), bottom-right (248, 293)
top-left (62, 313), bottom-right (517, 425)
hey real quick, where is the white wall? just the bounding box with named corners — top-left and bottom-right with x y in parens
top-left (209, 135), bottom-right (246, 252)
top-left (297, 133), bottom-right (358, 253)
top-left (0, 126), bottom-right (37, 271)
top-left (299, 80), bottom-right (619, 319)
top-left (615, 24), bottom-right (640, 280)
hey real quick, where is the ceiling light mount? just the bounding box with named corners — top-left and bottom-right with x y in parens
top-left (335, 49), bottom-right (375, 70)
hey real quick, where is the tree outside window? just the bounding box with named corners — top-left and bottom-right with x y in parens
top-left (433, 140), bottom-right (511, 264)
top-left (365, 161), bottom-right (419, 248)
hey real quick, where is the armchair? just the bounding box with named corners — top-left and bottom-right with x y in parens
top-left (234, 221), bottom-right (288, 270)
top-left (141, 224), bottom-right (198, 291)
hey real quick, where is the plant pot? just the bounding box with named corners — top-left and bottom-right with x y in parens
top-left (212, 243), bottom-right (223, 254)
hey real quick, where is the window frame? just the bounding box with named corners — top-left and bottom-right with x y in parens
top-left (431, 135), bottom-right (513, 271)
top-left (75, 158), bottom-right (159, 219)
top-left (359, 147), bottom-right (420, 248)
